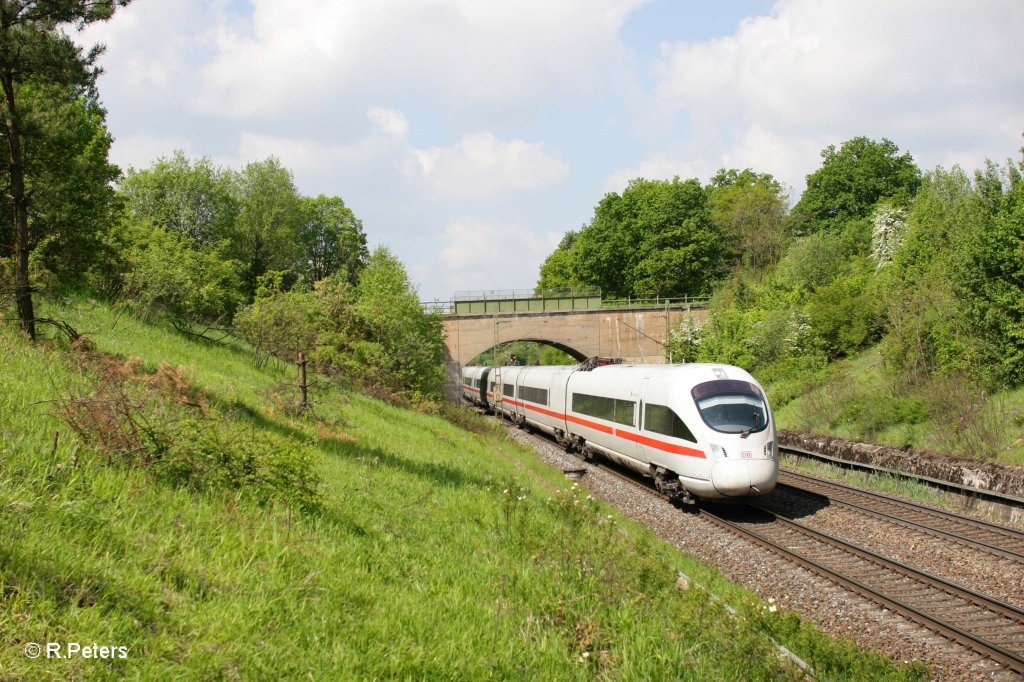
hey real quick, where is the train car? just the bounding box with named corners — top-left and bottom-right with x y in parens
top-left (462, 360), bottom-right (777, 503)
top-left (492, 365), bottom-right (525, 422)
top-left (460, 366), bottom-right (494, 410)
top-left (507, 365), bottom-right (575, 436)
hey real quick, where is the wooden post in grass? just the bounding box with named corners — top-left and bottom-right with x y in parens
top-left (297, 351), bottom-right (309, 413)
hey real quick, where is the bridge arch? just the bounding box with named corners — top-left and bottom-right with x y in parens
top-left (465, 339), bottom-right (588, 366)
top-left (442, 305), bottom-right (707, 368)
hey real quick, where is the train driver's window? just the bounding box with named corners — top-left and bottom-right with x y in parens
top-left (691, 380), bottom-right (768, 435)
top-left (644, 404), bottom-right (696, 441)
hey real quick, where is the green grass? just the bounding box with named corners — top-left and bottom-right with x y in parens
top-left (772, 347), bottom-right (1024, 466)
top-left (0, 297), bottom-right (927, 680)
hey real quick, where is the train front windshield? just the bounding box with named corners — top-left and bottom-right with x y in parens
top-left (691, 380), bottom-right (768, 435)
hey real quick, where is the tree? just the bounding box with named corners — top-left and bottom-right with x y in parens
top-left (564, 177), bottom-right (723, 299)
top-left (0, 0), bottom-right (130, 339)
top-left (297, 194), bottom-right (367, 285)
top-left (792, 136), bottom-right (921, 234)
top-left (120, 151), bottom-right (238, 248)
top-left (228, 157), bottom-right (303, 299)
top-left (536, 230), bottom-right (577, 291)
top-left (955, 157), bottom-right (1024, 385)
top-left (570, 191), bottom-right (632, 296)
top-left (0, 83), bottom-right (120, 283)
top-left (708, 168), bottom-right (789, 272)
top-left (347, 246), bottom-right (447, 399)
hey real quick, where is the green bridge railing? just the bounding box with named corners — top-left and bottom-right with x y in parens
top-left (422, 289), bottom-right (709, 316)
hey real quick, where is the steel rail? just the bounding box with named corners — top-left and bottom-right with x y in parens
top-left (780, 445), bottom-right (1024, 509)
top-left (778, 469), bottom-right (1024, 562)
top-left (586, 458), bottom-right (1024, 676)
top-left (500, 413), bottom-right (1024, 674)
top-left (698, 506), bottom-right (1024, 676)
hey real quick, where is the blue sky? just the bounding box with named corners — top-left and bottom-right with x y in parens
top-left (80, 0), bottom-right (1023, 302)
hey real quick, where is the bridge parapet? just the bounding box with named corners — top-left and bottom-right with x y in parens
top-left (423, 290), bottom-right (709, 317)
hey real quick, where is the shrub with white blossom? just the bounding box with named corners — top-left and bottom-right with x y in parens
top-left (870, 203), bottom-right (907, 268)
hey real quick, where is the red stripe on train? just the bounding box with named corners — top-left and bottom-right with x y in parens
top-left (503, 398), bottom-right (702, 456)
top-left (614, 429), bottom-right (706, 458)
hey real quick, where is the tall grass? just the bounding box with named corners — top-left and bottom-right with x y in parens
top-left (0, 298), bottom-right (927, 680)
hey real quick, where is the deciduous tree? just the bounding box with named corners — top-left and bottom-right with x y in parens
top-left (229, 157), bottom-right (303, 299)
top-left (561, 177), bottom-right (723, 299)
top-left (708, 168), bottom-right (789, 272)
top-left (297, 194), bottom-right (367, 285)
top-left (120, 151), bottom-right (238, 248)
top-left (792, 136), bottom-right (920, 234)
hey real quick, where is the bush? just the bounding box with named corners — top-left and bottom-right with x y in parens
top-left (237, 248), bottom-right (449, 403)
top-left (119, 220), bottom-right (244, 330)
top-left (804, 266), bottom-right (881, 359)
top-left (234, 271), bottom-right (320, 368)
top-left (918, 372), bottom-right (1006, 460)
top-left (57, 354), bottom-right (322, 510)
top-left (159, 421), bottom-right (321, 511)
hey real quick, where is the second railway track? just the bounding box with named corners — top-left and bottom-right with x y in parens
top-left (589, 455), bottom-right (1024, 677)
top-left (700, 502), bottom-right (1024, 677)
top-left (777, 468), bottom-right (1024, 562)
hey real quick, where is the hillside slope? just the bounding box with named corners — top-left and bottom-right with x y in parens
top-left (0, 299), bottom-right (923, 680)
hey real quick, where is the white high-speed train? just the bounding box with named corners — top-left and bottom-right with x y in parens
top-left (462, 359), bottom-right (777, 503)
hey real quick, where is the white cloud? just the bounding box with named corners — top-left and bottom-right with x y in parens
top-left (439, 219), bottom-right (561, 292)
top-left (194, 0), bottom-right (645, 123)
top-left (214, 124), bottom-right (566, 204)
top-left (110, 132), bottom-right (197, 172)
top-left (413, 133), bottom-right (568, 200)
top-left (367, 107), bottom-right (409, 139)
top-left (603, 154), bottom-right (714, 193)
top-left (78, 0), bottom-right (1024, 303)
top-left (630, 0), bottom-right (1024, 192)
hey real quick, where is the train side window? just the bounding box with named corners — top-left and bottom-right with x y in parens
top-left (520, 385), bottom-right (549, 405)
top-left (644, 403), bottom-right (696, 441)
top-left (572, 393), bottom-right (635, 427)
top-left (503, 383), bottom-right (515, 398)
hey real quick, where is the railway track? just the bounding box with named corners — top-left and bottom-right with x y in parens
top-left (777, 468), bottom-right (1024, 562)
top-left (494, 410), bottom-right (1024, 675)
top-left (589, 459), bottom-right (1024, 676)
top-left (779, 444), bottom-right (1024, 516)
top-left (700, 503), bottom-right (1024, 677)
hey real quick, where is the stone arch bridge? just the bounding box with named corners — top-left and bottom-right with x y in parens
top-left (442, 303), bottom-right (708, 367)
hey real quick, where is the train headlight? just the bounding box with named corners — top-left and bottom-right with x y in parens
top-left (710, 443), bottom-right (728, 460)
top-left (764, 441), bottom-right (776, 460)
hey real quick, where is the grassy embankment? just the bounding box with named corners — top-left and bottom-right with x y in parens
top-left (770, 347), bottom-right (1024, 467)
top-left (0, 297), bottom-right (927, 680)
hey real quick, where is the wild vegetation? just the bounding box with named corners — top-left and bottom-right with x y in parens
top-left (0, 6), bottom-right (1008, 679)
top-left (1, 299), bottom-right (930, 680)
top-left (540, 137), bottom-right (1024, 464)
